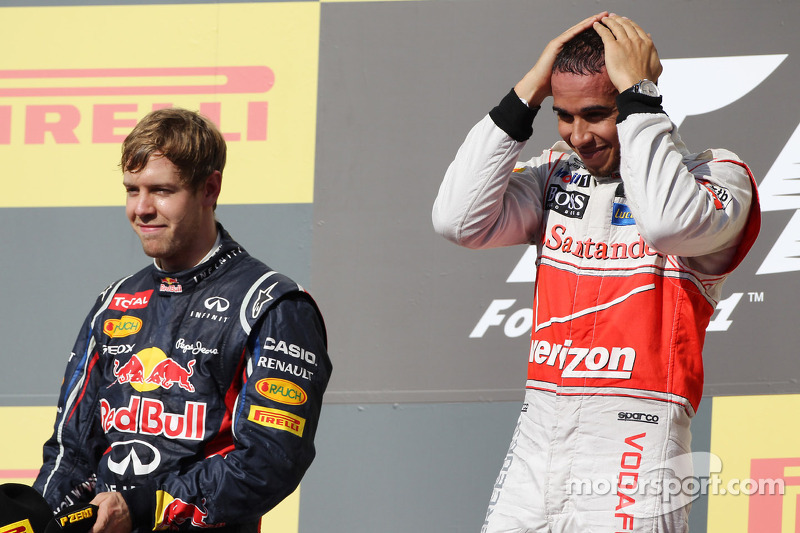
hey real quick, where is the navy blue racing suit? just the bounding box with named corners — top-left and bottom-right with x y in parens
top-left (35, 225), bottom-right (331, 532)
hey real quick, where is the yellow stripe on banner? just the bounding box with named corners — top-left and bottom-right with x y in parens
top-left (707, 394), bottom-right (800, 533)
top-left (0, 3), bottom-right (320, 207)
top-left (261, 487), bottom-right (300, 532)
top-left (0, 406), bottom-right (56, 485)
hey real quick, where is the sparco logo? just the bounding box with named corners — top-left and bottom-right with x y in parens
top-left (529, 339), bottom-right (635, 379)
top-left (545, 185), bottom-right (588, 219)
top-left (618, 411), bottom-right (660, 424)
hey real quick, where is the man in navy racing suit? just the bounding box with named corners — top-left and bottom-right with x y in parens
top-left (433, 13), bottom-right (759, 533)
top-left (35, 108), bottom-right (332, 533)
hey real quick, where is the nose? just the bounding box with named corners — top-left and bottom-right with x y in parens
top-left (570, 118), bottom-right (592, 147)
top-left (133, 190), bottom-right (156, 218)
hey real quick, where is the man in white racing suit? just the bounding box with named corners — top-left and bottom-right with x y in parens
top-left (432, 13), bottom-right (760, 533)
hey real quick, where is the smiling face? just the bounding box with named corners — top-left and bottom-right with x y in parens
top-left (551, 68), bottom-right (620, 177)
top-left (124, 154), bottom-right (220, 272)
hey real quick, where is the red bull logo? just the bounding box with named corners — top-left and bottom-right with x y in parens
top-left (103, 315), bottom-right (143, 338)
top-left (100, 396), bottom-right (206, 440)
top-left (112, 347), bottom-right (195, 393)
top-left (154, 491), bottom-right (216, 529)
top-left (159, 277), bottom-right (183, 294)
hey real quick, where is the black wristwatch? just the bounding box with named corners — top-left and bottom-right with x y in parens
top-left (631, 79), bottom-right (660, 98)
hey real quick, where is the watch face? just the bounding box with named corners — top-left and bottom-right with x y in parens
top-left (637, 80), bottom-right (660, 97)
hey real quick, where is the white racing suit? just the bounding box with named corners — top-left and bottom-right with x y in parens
top-left (432, 89), bottom-right (760, 532)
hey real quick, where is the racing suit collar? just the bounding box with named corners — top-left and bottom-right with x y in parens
top-left (152, 224), bottom-right (245, 296)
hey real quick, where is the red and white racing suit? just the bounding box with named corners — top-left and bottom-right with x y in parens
top-left (433, 89), bottom-right (760, 532)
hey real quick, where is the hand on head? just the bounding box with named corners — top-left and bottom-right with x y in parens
top-left (515, 11), bottom-right (608, 106)
top-left (593, 14), bottom-right (662, 92)
top-left (515, 12), bottom-right (662, 105)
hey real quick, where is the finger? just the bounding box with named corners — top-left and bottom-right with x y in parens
top-left (592, 20), bottom-right (616, 44)
top-left (601, 15), bottom-right (637, 41)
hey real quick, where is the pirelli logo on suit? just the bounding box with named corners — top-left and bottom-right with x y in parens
top-left (248, 405), bottom-right (306, 437)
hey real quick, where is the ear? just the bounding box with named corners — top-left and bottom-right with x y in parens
top-left (202, 170), bottom-right (222, 208)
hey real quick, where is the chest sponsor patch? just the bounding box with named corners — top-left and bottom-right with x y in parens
top-left (103, 316), bottom-right (142, 338)
top-left (545, 184), bottom-right (589, 219)
top-left (529, 339), bottom-right (636, 379)
top-left (109, 290), bottom-right (153, 311)
top-left (612, 203), bottom-right (636, 226)
top-left (247, 405), bottom-right (305, 437)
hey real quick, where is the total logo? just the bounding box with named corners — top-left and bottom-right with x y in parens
top-left (109, 290), bottom-right (153, 311)
top-left (470, 54), bottom-right (795, 339)
top-left (112, 347), bottom-right (195, 392)
top-left (103, 315), bottom-right (142, 339)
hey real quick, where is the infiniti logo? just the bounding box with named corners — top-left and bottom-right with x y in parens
top-left (106, 439), bottom-right (161, 476)
top-left (204, 296), bottom-right (230, 312)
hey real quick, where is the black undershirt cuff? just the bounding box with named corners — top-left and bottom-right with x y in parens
top-left (616, 88), bottom-right (666, 123)
top-left (489, 88), bottom-right (539, 142)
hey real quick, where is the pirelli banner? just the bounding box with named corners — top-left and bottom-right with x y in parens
top-left (1, 1), bottom-right (799, 532)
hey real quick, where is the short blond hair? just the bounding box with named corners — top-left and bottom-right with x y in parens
top-left (121, 108), bottom-right (226, 190)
